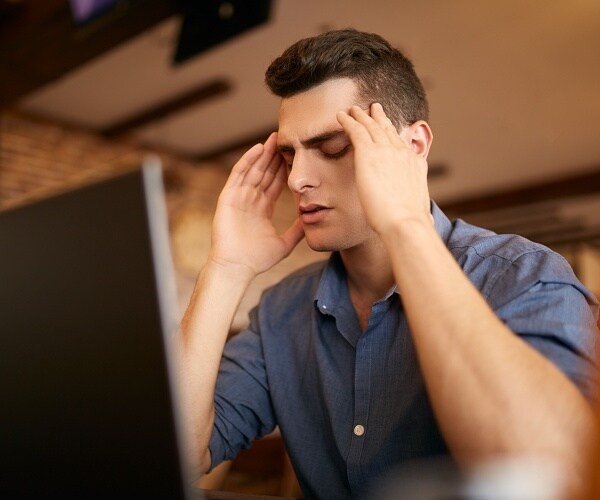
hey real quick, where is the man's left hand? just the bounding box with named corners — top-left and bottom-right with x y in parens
top-left (336, 103), bottom-right (433, 235)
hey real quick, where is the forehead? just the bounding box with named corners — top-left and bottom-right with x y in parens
top-left (277, 78), bottom-right (360, 145)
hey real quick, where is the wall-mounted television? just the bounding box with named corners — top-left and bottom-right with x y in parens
top-left (68, 0), bottom-right (121, 25)
top-left (174, 0), bottom-right (272, 64)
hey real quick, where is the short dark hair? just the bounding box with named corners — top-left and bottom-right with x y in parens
top-left (265, 29), bottom-right (429, 127)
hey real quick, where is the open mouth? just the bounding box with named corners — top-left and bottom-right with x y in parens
top-left (299, 204), bottom-right (329, 224)
top-left (300, 204), bottom-right (325, 214)
top-left (299, 202), bottom-right (330, 214)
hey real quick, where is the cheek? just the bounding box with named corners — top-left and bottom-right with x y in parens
top-left (337, 159), bottom-right (360, 200)
top-left (336, 175), bottom-right (365, 217)
top-left (338, 160), bottom-right (373, 219)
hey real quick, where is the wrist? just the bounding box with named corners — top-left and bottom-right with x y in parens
top-left (380, 214), bottom-right (437, 248)
top-left (202, 256), bottom-right (257, 287)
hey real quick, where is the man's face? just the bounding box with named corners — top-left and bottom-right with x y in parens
top-left (277, 78), bottom-right (379, 252)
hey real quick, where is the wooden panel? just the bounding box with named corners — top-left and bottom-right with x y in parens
top-left (0, 0), bottom-right (178, 107)
top-left (440, 167), bottom-right (600, 215)
top-left (102, 78), bottom-right (232, 138)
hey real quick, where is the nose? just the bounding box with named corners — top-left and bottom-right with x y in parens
top-left (287, 151), bottom-right (319, 193)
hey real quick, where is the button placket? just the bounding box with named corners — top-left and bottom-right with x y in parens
top-left (347, 336), bottom-right (372, 491)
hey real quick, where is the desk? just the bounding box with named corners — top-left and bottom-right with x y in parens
top-left (203, 490), bottom-right (300, 500)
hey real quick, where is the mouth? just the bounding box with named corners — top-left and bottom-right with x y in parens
top-left (299, 204), bottom-right (330, 224)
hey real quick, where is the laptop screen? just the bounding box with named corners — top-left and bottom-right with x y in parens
top-left (0, 161), bottom-right (200, 498)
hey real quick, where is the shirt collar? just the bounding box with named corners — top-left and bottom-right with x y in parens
top-left (314, 201), bottom-right (453, 310)
top-left (314, 253), bottom-right (345, 315)
top-left (431, 200), bottom-right (454, 245)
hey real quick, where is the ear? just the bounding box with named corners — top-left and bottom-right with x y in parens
top-left (407, 120), bottom-right (433, 159)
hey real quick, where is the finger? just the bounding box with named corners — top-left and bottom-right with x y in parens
top-left (225, 142), bottom-right (265, 189)
top-left (258, 136), bottom-right (284, 191)
top-left (264, 155), bottom-right (288, 201)
top-left (370, 103), bottom-right (404, 145)
top-left (336, 110), bottom-right (374, 147)
top-left (241, 132), bottom-right (279, 187)
top-left (278, 218), bottom-right (305, 258)
top-left (347, 105), bottom-right (389, 143)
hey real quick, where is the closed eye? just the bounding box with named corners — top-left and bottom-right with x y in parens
top-left (320, 144), bottom-right (351, 159)
top-left (317, 132), bottom-right (352, 159)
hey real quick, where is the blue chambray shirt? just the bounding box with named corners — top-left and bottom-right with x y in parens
top-left (208, 202), bottom-right (599, 499)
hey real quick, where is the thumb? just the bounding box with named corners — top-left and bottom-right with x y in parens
top-left (279, 218), bottom-right (305, 258)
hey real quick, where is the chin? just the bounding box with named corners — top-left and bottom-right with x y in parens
top-left (304, 234), bottom-right (337, 253)
top-left (305, 240), bottom-right (334, 253)
top-left (304, 233), bottom-right (354, 253)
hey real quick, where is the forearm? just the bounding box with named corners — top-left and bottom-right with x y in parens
top-left (384, 219), bottom-right (596, 476)
top-left (173, 132), bottom-right (302, 474)
top-left (177, 261), bottom-right (254, 473)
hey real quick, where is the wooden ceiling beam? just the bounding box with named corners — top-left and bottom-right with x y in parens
top-left (101, 78), bottom-right (233, 138)
top-left (440, 167), bottom-right (600, 215)
top-left (0, 0), bottom-right (179, 108)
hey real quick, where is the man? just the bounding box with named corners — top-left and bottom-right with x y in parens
top-left (178, 29), bottom-right (599, 499)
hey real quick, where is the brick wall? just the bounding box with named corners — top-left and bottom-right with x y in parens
top-left (0, 111), bottom-right (322, 327)
top-left (2, 111), bottom-right (598, 314)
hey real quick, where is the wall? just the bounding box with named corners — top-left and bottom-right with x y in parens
top-left (3, 111), bottom-right (599, 311)
top-left (0, 111), bottom-right (323, 329)
top-left (2, 109), bottom-right (599, 496)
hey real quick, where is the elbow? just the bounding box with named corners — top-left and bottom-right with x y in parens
top-left (200, 447), bottom-right (213, 476)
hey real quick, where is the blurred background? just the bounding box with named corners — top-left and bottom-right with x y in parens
top-left (1, 0), bottom-right (599, 496)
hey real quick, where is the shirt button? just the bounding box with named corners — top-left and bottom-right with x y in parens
top-left (353, 424), bottom-right (365, 437)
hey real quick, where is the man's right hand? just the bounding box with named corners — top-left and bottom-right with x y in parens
top-left (208, 132), bottom-right (305, 280)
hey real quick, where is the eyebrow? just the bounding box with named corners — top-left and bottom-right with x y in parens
top-left (277, 129), bottom-right (348, 155)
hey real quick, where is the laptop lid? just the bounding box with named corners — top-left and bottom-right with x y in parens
top-left (0, 160), bottom-right (201, 498)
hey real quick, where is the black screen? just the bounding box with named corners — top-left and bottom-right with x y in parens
top-left (0, 166), bottom-right (193, 497)
top-left (174, 0), bottom-right (272, 64)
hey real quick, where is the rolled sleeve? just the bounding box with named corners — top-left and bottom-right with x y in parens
top-left (208, 307), bottom-right (277, 470)
top-left (490, 250), bottom-right (599, 403)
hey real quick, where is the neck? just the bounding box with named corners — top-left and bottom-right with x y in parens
top-left (340, 237), bottom-right (395, 307)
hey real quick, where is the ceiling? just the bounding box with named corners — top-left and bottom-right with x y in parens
top-left (2, 0), bottom-right (600, 205)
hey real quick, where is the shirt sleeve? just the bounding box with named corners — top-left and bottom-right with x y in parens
top-left (207, 305), bottom-right (277, 471)
top-left (488, 249), bottom-right (599, 404)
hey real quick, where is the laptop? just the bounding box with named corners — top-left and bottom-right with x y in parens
top-left (0, 159), bottom-right (203, 498)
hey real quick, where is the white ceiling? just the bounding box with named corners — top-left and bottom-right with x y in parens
top-left (18, 0), bottom-right (600, 203)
